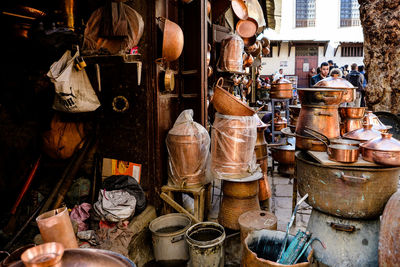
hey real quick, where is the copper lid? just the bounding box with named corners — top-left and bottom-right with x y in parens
top-left (343, 124), bottom-right (382, 141)
top-left (361, 132), bottom-right (400, 151)
top-left (238, 210), bottom-right (277, 230)
top-left (272, 77), bottom-right (292, 84)
top-left (363, 110), bottom-right (390, 131)
top-left (313, 76), bottom-right (355, 89)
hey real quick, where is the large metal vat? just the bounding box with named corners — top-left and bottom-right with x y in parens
top-left (296, 151), bottom-right (400, 219)
top-left (307, 209), bottom-right (379, 267)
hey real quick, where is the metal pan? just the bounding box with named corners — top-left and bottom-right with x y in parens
top-left (236, 18), bottom-right (258, 39)
top-left (305, 129), bottom-right (359, 163)
top-left (231, 0), bottom-right (248, 20)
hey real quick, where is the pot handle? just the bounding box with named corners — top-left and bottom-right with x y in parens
top-left (171, 234), bottom-right (185, 243)
top-left (314, 111), bottom-right (333, 117)
top-left (316, 94), bottom-right (338, 103)
top-left (304, 129), bottom-right (330, 148)
top-left (215, 77), bottom-right (224, 88)
top-left (335, 172), bottom-right (369, 183)
top-left (329, 222), bottom-right (357, 232)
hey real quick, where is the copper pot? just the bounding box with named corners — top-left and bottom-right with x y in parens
top-left (297, 88), bottom-right (345, 106)
top-left (295, 133), bottom-right (327, 152)
top-left (236, 18), bottom-right (258, 39)
top-left (219, 35), bottom-right (244, 72)
top-left (271, 147), bottom-right (295, 165)
top-left (339, 107), bottom-right (366, 119)
top-left (270, 78), bottom-right (293, 99)
top-left (211, 113), bottom-right (257, 178)
top-left (343, 124), bottom-right (382, 143)
top-left (305, 130), bottom-right (359, 163)
top-left (218, 177), bottom-right (260, 230)
top-left (158, 17), bottom-right (184, 62)
top-left (243, 53), bottom-right (254, 68)
top-left (257, 158), bottom-right (271, 201)
top-left (21, 242), bottom-right (64, 267)
top-left (255, 120), bottom-right (268, 160)
top-left (296, 106), bottom-right (340, 139)
top-left (231, 0), bottom-right (248, 20)
top-left (340, 118), bottom-right (363, 136)
top-left (313, 77), bottom-right (355, 103)
top-left (360, 132), bottom-right (400, 166)
top-left (274, 116), bottom-right (287, 131)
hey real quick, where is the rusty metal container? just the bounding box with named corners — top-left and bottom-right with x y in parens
top-left (242, 229), bottom-right (313, 267)
top-left (307, 209), bottom-right (379, 267)
top-left (36, 207), bottom-right (78, 249)
top-left (296, 151), bottom-right (400, 219)
top-left (211, 113), bottom-right (257, 179)
top-left (379, 191), bottom-right (400, 267)
top-left (166, 110), bottom-right (210, 187)
top-left (238, 210), bottom-right (277, 244)
top-left (218, 174), bottom-right (261, 230)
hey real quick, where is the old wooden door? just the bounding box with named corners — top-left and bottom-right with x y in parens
top-left (295, 46), bottom-right (318, 88)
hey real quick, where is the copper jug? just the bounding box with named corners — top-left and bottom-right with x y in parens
top-left (218, 175), bottom-right (261, 230)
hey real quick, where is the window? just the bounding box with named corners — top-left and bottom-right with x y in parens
top-left (341, 45), bottom-right (363, 57)
top-left (296, 0), bottom-right (316, 27)
top-left (295, 46), bottom-right (318, 56)
top-left (340, 0), bottom-right (360, 27)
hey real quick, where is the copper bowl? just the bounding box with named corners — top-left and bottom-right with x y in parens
top-left (159, 17), bottom-right (184, 62)
top-left (21, 242), bottom-right (64, 267)
top-left (236, 18), bottom-right (258, 39)
top-left (339, 107), bottom-right (366, 119)
top-left (212, 78), bottom-right (255, 116)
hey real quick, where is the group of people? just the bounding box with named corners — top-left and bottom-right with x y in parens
top-left (309, 60), bottom-right (367, 107)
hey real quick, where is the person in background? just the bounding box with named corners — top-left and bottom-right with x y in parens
top-left (346, 63), bottom-right (365, 107)
top-left (358, 65), bottom-right (367, 89)
top-left (328, 60), bottom-right (334, 71)
top-left (316, 67), bottom-right (320, 74)
top-left (343, 64), bottom-right (349, 76)
top-left (261, 108), bottom-right (281, 143)
top-left (330, 68), bottom-right (343, 78)
top-left (273, 68), bottom-right (284, 82)
top-left (310, 62), bottom-right (329, 86)
top-left (308, 67), bottom-right (317, 87)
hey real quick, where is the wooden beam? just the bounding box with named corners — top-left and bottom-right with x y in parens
top-left (323, 42), bottom-right (328, 57)
top-left (277, 41), bottom-right (282, 57)
top-left (160, 192), bottom-right (200, 223)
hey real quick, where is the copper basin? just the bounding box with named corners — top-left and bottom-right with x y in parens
top-left (339, 107), bottom-right (366, 119)
top-left (297, 88), bottom-right (345, 106)
top-left (296, 106), bottom-right (340, 139)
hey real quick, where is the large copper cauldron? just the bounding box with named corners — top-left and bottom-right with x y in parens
top-left (218, 174), bottom-right (261, 230)
top-left (211, 113), bottom-right (257, 179)
top-left (296, 151), bottom-right (400, 219)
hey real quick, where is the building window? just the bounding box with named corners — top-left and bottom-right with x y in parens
top-left (296, 0), bottom-right (316, 27)
top-left (341, 45), bottom-right (363, 57)
top-left (340, 0), bottom-right (360, 27)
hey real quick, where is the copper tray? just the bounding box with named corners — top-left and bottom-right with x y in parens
top-left (11, 249), bottom-right (136, 267)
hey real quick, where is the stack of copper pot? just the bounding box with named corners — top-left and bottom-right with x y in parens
top-left (295, 77), bottom-right (355, 151)
top-left (339, 107), bottom-right (366, 135)
top-left (211, 78), bottom-right (266, 230)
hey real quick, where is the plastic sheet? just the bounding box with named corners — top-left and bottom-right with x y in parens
top-left (218, 34), bottom-right (244, 72)
top-left (166, 110), bottom-right (210, 187)
top-left (211, 113), bottom-right (258, 179)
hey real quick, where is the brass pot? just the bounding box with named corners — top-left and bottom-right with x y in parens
top-left (297, 88), bottom-right (345, 106)
top-left (360, 132), bottom-right (400, 166)
top-left (296, 105), bottom-right (340, 139)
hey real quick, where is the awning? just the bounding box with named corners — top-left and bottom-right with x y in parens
top-left (269, 40), bottom-right (330, 57)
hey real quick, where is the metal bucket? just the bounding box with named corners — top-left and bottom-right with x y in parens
top-left (36, 207), bottom-right (78, 249)
top-left (185, 222), bottom-right (226, 267)
top-left (243, 229), bottom-right (313, 267)
top-left (307, 209), bottom-right (379, 267)
top-left (149, 213), bottom-right (192, 266)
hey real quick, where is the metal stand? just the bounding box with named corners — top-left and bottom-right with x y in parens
top-left (270, 98), bottom-right (290, 177)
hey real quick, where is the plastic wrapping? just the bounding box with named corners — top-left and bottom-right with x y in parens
top-left (211, 113), bottom-right (258, 179)
top-left (166, 110), bottom-right (211, 187)
top-left (218, 34), bottom-right (244, 72)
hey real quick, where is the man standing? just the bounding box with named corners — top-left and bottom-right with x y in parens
top-left (310, 62), bottom-right (329, 86)
top-left (273, 68), bottom-right (284, 82)
top-left (346, 63), bottom-right (365, 107)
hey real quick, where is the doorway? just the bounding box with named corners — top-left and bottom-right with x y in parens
top-left (295, 46), bottom-right (318, 88)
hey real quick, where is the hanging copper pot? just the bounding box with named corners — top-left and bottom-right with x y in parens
top-left (158, 17), bottom-right (184, 62)
top-left (360, 132), bottom-right (400, 166)
top-left (219, 34), bottom-right (244, 72)
top-left (231, 0), bottom-right (249, 20)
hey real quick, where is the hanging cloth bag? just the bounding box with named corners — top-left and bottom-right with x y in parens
top-left (47, 50), bottom-right (101, 113)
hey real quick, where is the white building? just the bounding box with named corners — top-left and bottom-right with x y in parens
top-left (260, 0), bottom-right (364, 87)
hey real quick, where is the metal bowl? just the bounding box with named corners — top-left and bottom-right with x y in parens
top-left (21, 242), bottom-right (64, 267)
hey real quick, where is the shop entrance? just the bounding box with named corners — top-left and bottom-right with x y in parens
top-left (295, 46), bottom-right (318, 88)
